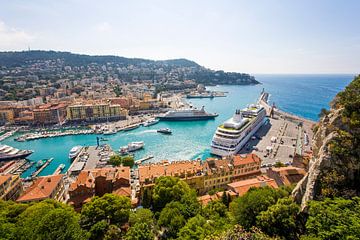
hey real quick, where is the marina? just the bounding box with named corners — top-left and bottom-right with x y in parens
top-left (31, 158), bottom-right (53, 177)
top-left (0, 75), bottom-right (353, 178)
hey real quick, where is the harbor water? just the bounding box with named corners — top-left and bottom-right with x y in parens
top-left (1, 74), bottom-right (354, 177)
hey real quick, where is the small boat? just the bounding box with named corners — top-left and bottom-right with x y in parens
top-left (100, 137), bottom-right (108, 141)
top-left (119, 141), bottom-right (144, 154)
top-left (103, 129), bottom-right (117, 135)
top-left (35, 159), bottom-right (47, 169)
top-left (157, 128), bottom-right (172, 134)
top-left (69, 146), bottom-right (83, 159)
top-left (123, 125), bottom-right (140, 131)
top-left (143, 118), bottom-right (159, 127)
top-left (59, 163), bottom-right (65, 170)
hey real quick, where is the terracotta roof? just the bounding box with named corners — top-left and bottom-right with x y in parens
top-left (232, 154), bottom-right (261, 166)
top-left (227, 175), bottom-right (278, 196)
top-left (203, 158), bottom-right (231, 175)
top-left (267, 166), bottom-right (306, 186)
top-left (0, 174), bottom-right (12, 186)
top-left (138, 160), bottom-right (202, 183)
top-left (113, 187), bottom-right (131, 197)
top-left (69, 167), bottom-right (130, 191)
top-left (17, 174), bottom-right (63, 202)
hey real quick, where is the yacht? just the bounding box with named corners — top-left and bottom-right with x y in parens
top-left (158, 106), bottom-right (218, 121)
top-left (69, 146), bottom-right (83, 159)
top-left (0, 144), bottom-right (33, 161)
top-left (157, 128), bottom-right (172, 134)
top-left (211, 104), bottom-right (266, 157)
top-left (119, 141), bottom-right (144, 154)
top-left (143, 118), bottom-right (159, 127)
top-left (103, 129), bottom-right (117, 135)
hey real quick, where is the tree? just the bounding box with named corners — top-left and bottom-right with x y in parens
top-left (80, 194), bottom-right (131, 230)
top-left (202, 200), bottom-right (227, 219)
top-left (178, 214), bottom-right (213, 240)
top-left (230, 187), bottom-right (288, 229)
top-left (305, 197), bottom-right (360, 240)
top-left (157, 201), bottom-right (186, 239)
top-left (221, 191), bottom-right (229, 207)
top-left (103, 225), bottom-right (122, 240)
top-left (126, 222), bottom-right (154, 240)
top-left (109, 155), bottom-right (122, 167)
top-left (152, 176), bottom-right (191, 211)
top-left (122, 155), bottom-right (134, 168)
top-left (129, 208), bottom-right (154, 227)
top-left (141, 187), bottom-right (152, 208)
top-left (14, 200), bottom-right (87, 240)
top-left (257, 197), bottom-right (300, 239)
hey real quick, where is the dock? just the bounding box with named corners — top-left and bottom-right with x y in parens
top-left (53, 164), bottom-right (65, 175)
top-left (135, 155), bottom-right (154, 165)
top-left (31, 158), bottom-right (53, 177)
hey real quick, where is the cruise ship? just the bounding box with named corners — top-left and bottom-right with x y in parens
top-left (211, 104), bottom-right (266, 157)
top-left (158, 106), bottom-right (218, 121)
top-left (0, 144), bottom-right (33, 161)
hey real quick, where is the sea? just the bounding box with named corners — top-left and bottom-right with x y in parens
top-left (1, 74), bottom-right (355, 177)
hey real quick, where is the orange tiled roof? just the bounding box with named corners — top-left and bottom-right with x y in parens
top-left (232, 154), bottom-right (261, 166)
top-left (113, 187), bottom-right (131, 197)
top-left (0, 174), bottom-right (12, 186)
top-left (138, 160), bottom-right (202, 183)
top-left (17, 174), bottom-right (63, 202)
top-left (227, 175), bottom-right (278, 196)
top-left (69, 167), bottom-right (130, 191)
top-left (203, 158), bottom-right (231, 175)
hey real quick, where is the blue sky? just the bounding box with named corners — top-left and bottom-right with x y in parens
top-left (0, 0), bottom-right (359, 74)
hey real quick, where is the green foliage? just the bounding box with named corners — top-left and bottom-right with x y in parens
top-left (305, 197), bottom-right (360, 240)
top-left (273, 161), bottom-right (286, 168)
top-left (178, 214), bottom-right (213, 240)
top-left (109, 155), bottom-right (122, 166)
top-left (208, 187), bottom-right (224, 195)
top-left (318, 108), bottom-right (330, 119)
top-left (113, 85), bottom-right (122, 97)
top-left (209, 225), bottom-right (276, 240)
top-left (109, 155), bottom-right (134, 168)
top-left (157, 201), bottom-right (186, 239)
top-left (80, 194), bottom-right (131, 230)
top-left (141, 187), bottom-right (152, 208)
top-left (152, 176), bottom-right (192, 211)
top-left (126, 222), bottom-right (154, 240)
top-left (257, 197), bottom-right (300, 239)
top-left (229, 187), bottom-right (289, 229)
top-left (129, 208), bottom-right (154, 227)
top-left (11, 200), bottom-right (87, 240)
top-left (202, 201), bottom-right (228, 219)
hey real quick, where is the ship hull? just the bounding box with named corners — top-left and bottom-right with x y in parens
top-left (211, 117), bottom-right (266, 157)
top-left (0, 151), bottom-right (33, 161)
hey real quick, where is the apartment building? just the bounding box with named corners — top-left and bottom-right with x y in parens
top-left (66, 102), bottom-right (127, 122)
top-left (0, 174), bottom-right (23, 201)
top-left (68, 167), bottom-right (131, 210)
top-left (17, 174), bottom-right (65, 203)
top-left (33, 103), bottom-right (67, 125)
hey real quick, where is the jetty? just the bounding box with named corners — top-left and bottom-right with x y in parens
top-left (31, 158), bottom-right (53, 177)
top-left (53, 164), bottom-right (65, 175)
top-left (135, 155), bottom-right (154, 165)
top-left (0, 128), bottom-right (18, 141)
top-left (16, 129), bottom-right (95, 142)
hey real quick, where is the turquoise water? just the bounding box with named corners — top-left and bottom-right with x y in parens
top-left (2, 74), bottom-right (354, 177)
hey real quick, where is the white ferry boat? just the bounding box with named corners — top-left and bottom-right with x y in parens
top-left (0, 144), bottom-right (33, 161)
top-left (158, 106), bottom-right (218, 121)
top-left (119, 141), bottom-right (144, 155)
top-left (69, 146), bottom-right (83, 159)
top-left (210, 104), bottom-right (266, 157)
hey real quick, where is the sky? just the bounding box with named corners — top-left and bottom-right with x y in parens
top-left (0, 0), bottom-right (359, 74)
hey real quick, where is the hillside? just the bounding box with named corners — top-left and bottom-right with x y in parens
top-left (0, 50), bottom-right (259, 85)
top-left (293, 74), bottom-right (360, 209)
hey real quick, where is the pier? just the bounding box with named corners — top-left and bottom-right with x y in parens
top-left (53, 164), bottom-right (65, 175)
top-left (135, 155), bottom-right (154, 165)
top-left (238, 91), bottom-right (315, 167)
top-left (31, 158), bottom-right (53, 177)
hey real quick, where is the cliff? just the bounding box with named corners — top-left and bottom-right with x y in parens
top-left (293, 75), bottom-right (360, 210)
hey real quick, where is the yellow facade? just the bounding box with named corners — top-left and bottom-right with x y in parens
top-left (67, 103), bottom-right (127, 121)
top-left (0, 109), bottom-right (14, 124)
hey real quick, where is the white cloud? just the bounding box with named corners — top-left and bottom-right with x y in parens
top-left (0, 21), bottom-right (35, 50)
top-left (94, 22), bottom-right (113, 33)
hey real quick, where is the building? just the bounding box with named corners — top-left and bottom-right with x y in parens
top-left (68, 167), bottom-right (131, 210)
top-left (0, 107), bottom-right (14, 125)
top-left (138, 160), bottom-right (204, 193)
top-left (227, 175), bottom-right (278, 196)
top-left (202, 154), bottom-right (261, 194)
top-left (66, 102), bottom-right (127, 122)
top-left (266, 166), bottom-right (306, 186)
top-left (197, 190), bottom-right (237, 205)
top-left (0, 174), bottom-right (23, 201)
top-left (16, 174), bottom-right (65, 203)
top-left (33, 103), bottom-right (67, 125)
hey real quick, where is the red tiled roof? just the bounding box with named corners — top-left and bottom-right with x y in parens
top-left (227, 175), bottom-right (278, 196)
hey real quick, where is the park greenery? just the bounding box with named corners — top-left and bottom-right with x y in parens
top-left (109, 155), bottom-right (134, 168)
